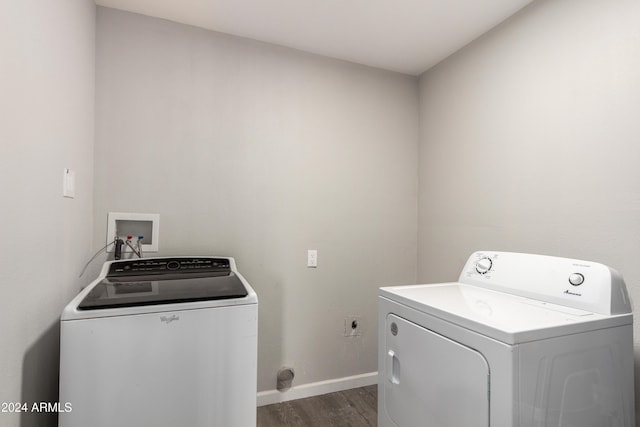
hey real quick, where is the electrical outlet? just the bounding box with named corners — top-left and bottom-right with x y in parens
top-left (344, 316), bottom-right (361, 337)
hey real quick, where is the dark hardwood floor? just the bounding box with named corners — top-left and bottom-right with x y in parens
top-left (257, 385), bottom-right (377, 427)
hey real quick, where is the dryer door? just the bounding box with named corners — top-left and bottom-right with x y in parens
top-left (384, 314), bottom-right (490, 427)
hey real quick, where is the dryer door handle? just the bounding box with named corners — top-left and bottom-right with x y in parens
top-left (387, 350), bottom-right (400, 385)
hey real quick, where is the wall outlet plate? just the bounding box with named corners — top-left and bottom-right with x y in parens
top-left (63, 168), bottom-right (75, 198)
top-left (307, 249), bottom-right (318, 268)
top-left (344, 316), bottom-right (361, 337)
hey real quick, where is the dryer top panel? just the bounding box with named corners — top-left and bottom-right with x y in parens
top-left (380, 251), bottom-right (633, 344)
top-left (380, 283), bottom-right (631, 344)
top-left (459, 251), bottom-right (631, 315)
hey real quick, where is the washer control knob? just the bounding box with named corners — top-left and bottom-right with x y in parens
top-left (569, 273), bottom-right (584, 286)
top-left (475, 257), bottom-right (493, 275)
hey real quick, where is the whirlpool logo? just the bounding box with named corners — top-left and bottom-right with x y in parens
top-left (160, 314), bottom-right (179, 324)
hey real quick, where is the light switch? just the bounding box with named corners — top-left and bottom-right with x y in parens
top-left (63, 168), bottom-right (75, 198)
top-left (307, 250), bottom-right (318, 268)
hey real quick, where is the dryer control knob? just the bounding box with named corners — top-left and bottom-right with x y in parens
top-left (569, 273), bottom-right (584, 286)
top-left (475, 257), bottom-right (493, 275)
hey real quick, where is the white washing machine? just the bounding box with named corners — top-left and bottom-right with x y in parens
top-left (378, 251), bottom-right (634, 427)
top-left (59, 256), bottom-right (258, 427)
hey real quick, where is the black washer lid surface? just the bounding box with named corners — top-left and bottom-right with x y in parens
top-left (79, 269), bottom-right (248, 310)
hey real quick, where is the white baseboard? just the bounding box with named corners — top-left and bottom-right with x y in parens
top-left (257, 371), bottom-right (378, 407)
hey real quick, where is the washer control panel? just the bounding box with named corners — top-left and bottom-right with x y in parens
top-left (460, 251), bottom-right (630, 315)
top-left (107, 257), bottom-right (231, 277)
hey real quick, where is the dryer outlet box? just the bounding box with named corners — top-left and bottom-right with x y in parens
top-left (344, 316), bottom-right (361, 337)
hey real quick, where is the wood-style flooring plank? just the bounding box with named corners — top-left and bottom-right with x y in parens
top-left (257, 385), bottom-right (377, 427)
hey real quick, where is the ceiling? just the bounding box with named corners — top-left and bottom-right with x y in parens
top-left (95, 0), bottom-right (534, 76)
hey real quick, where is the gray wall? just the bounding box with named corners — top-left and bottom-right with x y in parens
top-left (418, 0), bottom-right (640, 415)
top-left (0, 0), bottom-right (95, 426)
top-left (5, 0), bottom-right (638, 419)
top-left (94, 7), bottom-right (419, 392)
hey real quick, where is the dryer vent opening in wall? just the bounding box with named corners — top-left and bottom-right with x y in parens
top-left (277, 368), bottom-right (295, 392)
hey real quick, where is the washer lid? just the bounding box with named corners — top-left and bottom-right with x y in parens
top-left (78, 272), bottom-right (248, 310)
top-left (379, 283), bottom-right (632, 344)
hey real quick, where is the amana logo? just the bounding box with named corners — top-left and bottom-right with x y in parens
top-left (160, 314), bottom-right (179, 324)
top-left (564, 289), bottom-right (582, 297)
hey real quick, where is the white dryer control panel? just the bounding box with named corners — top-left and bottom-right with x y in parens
top-left (460, 251), bottom-right (631, 315)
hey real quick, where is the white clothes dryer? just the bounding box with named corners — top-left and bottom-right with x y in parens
top-left (378, 251), bottom-right (634, 427)
top-left (59, 256), bottom-right (258, 427)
